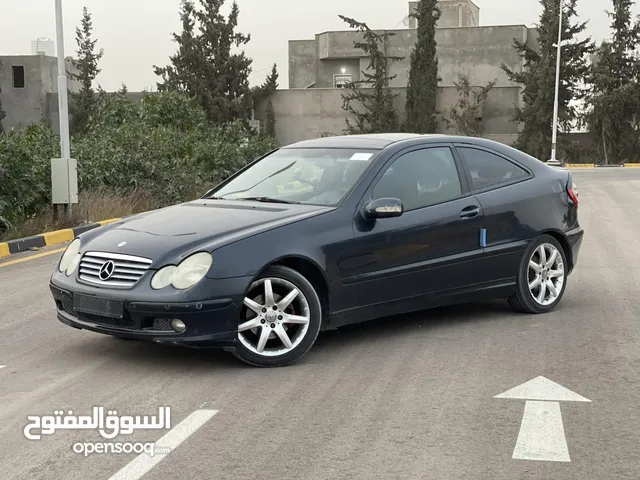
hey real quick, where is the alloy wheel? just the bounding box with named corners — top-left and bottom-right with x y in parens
top-left (238, 277), bottom-right (311, 357)
top-left (527, 243), bottom-right (565, 306)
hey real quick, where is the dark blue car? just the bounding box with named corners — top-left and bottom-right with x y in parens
top-left (50, 133), bottom-right (583, 367)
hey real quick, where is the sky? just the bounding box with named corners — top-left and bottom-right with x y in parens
top-left (1, 0), bottom-right (637, 92)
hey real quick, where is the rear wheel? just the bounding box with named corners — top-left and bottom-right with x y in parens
top-left (508, 234), bottom-right (568, 314)
top-left (231, 265), bottom-right (322, 367)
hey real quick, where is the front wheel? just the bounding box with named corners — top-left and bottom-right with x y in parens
top-left (231, 265), bottom-right (323, 367)
top-left (508, 234), bottom-right (568, 314)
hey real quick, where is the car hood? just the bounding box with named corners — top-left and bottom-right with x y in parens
top-left (78, 199), bottom-right (333, 266)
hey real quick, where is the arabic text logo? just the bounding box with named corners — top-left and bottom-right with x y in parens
top-left (24, 406), bottom-right (171, 440)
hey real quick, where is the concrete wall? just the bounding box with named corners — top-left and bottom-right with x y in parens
top-left (0, 54), bottom-right (79, 132)
top-left (255, 86), bottom-right (521, 146)
top-left (291, 25), bottom-right (533, 90)
top-left (288, 40), bottom-right (317, 88)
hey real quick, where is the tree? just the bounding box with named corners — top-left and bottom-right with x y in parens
top-left (154, 0), bottom-right (254, 125)
top-left (502, 0), bottom-right (595, 160)
top-left (260, 64), bottom-right (278, 137)
top-left (251, 63), bottom-right (278, 110)
top-left (68, 7), bottom-right (104, 135)
top-left (442, 74), bottom-right (496, 136)
top-left (264, 100), bottom-right (276, 137)
top-left (405, 0), bottom-right (441, 133)
top-left (585, 0), bottom-right (640, 164)
top-left (0, 60), bottom-right (6, 135)
top-left (339, 15), bottom-right (403, 134)
top-left (262, 63), bottom-right (279, 94)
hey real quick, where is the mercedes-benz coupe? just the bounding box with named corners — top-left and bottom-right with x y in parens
top-left (50, 134), bottom-right (583, 367)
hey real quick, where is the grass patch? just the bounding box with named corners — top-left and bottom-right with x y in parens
top-left (0, 187), bottom-right (164, 242)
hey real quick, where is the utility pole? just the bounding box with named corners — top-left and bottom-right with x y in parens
top-left (550, 0), bottom-right (563, 167)
top-left (52, 0), bottom-right (78, 219)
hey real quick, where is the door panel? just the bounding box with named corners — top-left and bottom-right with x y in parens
top-left (342, 145), bottom-right (487, 308)
top-left (455, 145), bottom-right (538, 281)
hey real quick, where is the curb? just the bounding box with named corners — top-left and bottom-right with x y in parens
top-left (0, 218), bottom-right (122, 259)
top-left (565, 163), bottom-right (640, 168)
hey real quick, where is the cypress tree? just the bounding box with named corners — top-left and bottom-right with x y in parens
top-left (405, 0), bottom-right (441, 133)
top-left (69, 7), bottom-right (104, 135)
top-left (502, 0), bottom-right (595, 160)
top-left (265, 100), bottom-right (276, 137)
top-left (585, 0), bottom-right (640, 164)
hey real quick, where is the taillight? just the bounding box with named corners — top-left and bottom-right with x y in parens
top-left (568, 183), bottom-right (578, 207)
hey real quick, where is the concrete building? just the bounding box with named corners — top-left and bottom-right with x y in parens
top-left (1, 0), bottom-right (536, 149)
top-left (258, 0), bottom-right (538, 146)
top-left (31, 38), bottom-right (56, 57)
top-left (408, 0), bottom-right (479, 29)
top-left (0, 54), bottom-right (80, 132)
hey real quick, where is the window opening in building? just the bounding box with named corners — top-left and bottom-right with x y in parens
top-left (334, 74), bottom-right (352, 88)
top-left (12, 66), bottom-right (25, 88)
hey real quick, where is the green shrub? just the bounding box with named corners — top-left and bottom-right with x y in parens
top-left (0, 91), bottom-right (278, 234)
top-left (0, 124), bottom-right (59, 230)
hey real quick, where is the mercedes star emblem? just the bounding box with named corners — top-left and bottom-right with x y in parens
top-left (98, 260), bottom-right (116, 281)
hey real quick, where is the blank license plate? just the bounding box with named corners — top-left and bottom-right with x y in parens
top-left (73, 294), bottom-right (124, 318)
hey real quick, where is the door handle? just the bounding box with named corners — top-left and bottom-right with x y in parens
top-left (460, 206), bottom-right (480, 218)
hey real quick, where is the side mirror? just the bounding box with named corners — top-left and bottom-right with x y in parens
top-left (364, 198), bottom-right (404, 219)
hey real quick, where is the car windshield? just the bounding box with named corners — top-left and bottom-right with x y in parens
top-left (209, 148), bottom-right (380, 206)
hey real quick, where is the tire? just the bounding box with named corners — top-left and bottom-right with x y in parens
top-left (231, 265), bottom-right (323, 367)
top-left (508, 234), bottom-right (568, 314)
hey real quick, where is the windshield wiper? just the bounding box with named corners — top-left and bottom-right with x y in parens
top-left (234, 196), bottom-right (302, 204)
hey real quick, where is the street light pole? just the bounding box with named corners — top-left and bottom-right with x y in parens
top-left (55, 0), bottom-right (70, 161)
top-left (550, 0), bottom-right (563, 166)
top-left (52, 0), bottom-right (77, 217)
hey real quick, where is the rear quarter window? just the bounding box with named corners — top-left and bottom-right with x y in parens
top-left (457, 147), bottom-right (529, 190)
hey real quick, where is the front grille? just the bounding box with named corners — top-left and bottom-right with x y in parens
top-left (78, 251), bottom-right (152, 289)
top-left (77, 311), bottom-right (136, 328)
top-left (57, 298), bottom-right (136, 329)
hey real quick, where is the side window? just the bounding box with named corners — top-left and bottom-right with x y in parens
top-left (458, 147), bottom-right (528, 190)
top-left (373, 147), bottom-right (462, 211)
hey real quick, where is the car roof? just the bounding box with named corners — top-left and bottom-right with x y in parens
top-left (279, 134), bottom-right (546, 170)
top-left (281, 133), bottom-right (443, 150)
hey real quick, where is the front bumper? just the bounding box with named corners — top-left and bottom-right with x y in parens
top-left (49, 275), bottom-right (253, 349)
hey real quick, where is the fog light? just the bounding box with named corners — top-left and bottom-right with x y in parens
top-left (171, 319), bottom-right (186, 333)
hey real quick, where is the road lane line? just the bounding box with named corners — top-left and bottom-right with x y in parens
top-left (0, 248), bottom-right (66, 268)
top-left (0, 365), bottom-right (5, 370)
top-left (107, 409), bottom-right (219, 480)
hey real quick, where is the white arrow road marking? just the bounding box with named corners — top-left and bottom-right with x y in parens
top-left (108, 409), bottom-right (219, 480)
top-left (495, 376), bottom-right (592, 403)
top-left (495, 376), bottom-right (591, 462)
top-left (512, 401), bottom-right (570, 462)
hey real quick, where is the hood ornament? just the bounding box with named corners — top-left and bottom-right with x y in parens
top-left (117, 241), bottom-right (127, 247)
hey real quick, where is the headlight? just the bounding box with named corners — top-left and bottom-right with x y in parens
top-left (58, 238), bottom-right (82, 276)
top-left (150, 252), bottom-right (213, 290)
top-left (151, 265), bottom-right (177, 290)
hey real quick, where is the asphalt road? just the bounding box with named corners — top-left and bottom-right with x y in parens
top-left (1, 168), bottom-right (639, 480)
